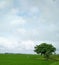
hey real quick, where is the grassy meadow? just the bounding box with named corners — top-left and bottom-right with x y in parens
top-left (0, 54), bottom-right (59, 65)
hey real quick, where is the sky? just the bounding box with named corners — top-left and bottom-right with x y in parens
top-left (0, 0), bottom-right (59, 54)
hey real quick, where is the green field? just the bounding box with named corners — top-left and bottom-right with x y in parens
top-left (0, 54), bottom-right (59, 65)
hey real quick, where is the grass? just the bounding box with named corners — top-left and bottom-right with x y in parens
top-left (0, 54), bottom-right (59, 65)
top-left (50, 62), bottom-right (59, 65)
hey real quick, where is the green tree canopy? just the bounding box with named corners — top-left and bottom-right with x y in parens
top-left (34, 43), bottom-right (56, 59)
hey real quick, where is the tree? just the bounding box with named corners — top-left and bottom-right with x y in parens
top-left (34, 43), bottom-right (56, 59)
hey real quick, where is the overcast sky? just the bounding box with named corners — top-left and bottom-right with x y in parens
top-left (0, 0), bottom-right (59, 54)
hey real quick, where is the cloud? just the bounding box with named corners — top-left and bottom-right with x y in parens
top-left (0, 0), bottom-right (12, 9)
top-left (18, 40), bottom-right (35, 50)
top-left (10, 16), bottom-right (26, 25)
top-left (0, 1), bottom-right (6, 9)
top-left (2, 7), bottom-right (26, 26)
top-left (16, 28), bottom-right (26, 35)
top-left (9, 8), bottom-right (19, 15)
top-left (0, 37), bottom-right (17, 49)
top-left (0, 37), bottom-right (35, 53)
top-left (0, 0), bottom-right (59, 54)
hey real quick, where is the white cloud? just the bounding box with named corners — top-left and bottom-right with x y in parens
top-left (11, 16), bottom-right (26, 25)
top-left (29, 6), bottom-right (39, 14)
top-left (0, 37), bottom-right (35, 53)
top-left (0, 37), bottom-right (17, 49)
top-left (3, 7), bottom-right (26, 26)
top-left (15, 28), bottom-right (39, 36)
top-left (9, 8), bottom-right (19, 15)
top-left (0, 0), bottom-right (59, 54)
top-left (0, 0), bottom-right (12, 9)
top-left (4, 14), bottom-right (26, 26)
top-left (21, 40), bottom-right (35, 50)
top-left (16, 28), bottom-right (26, 34)
top-left (0, 1), bottom-right (7, 9)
